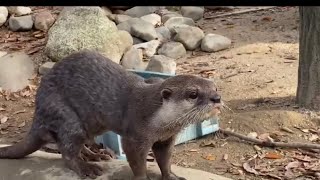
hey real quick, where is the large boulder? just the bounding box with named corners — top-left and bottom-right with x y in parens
top-left (0, 6), bottom-right (8, 26)
top-left (0, 52), bottom-right (34, 92)
top-left (45, 7), bottom-right (127, 63)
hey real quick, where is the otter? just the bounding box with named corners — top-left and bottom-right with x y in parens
top-left (0, 50), bottom-right (221, 180)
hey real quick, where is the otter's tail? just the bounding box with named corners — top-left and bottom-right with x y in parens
top-left (0, 133), bottom-right (45, 159)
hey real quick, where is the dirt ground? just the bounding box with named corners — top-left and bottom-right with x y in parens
top-left (0, 6), bottom-right (319, 180)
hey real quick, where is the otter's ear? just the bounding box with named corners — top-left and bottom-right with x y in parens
top-left (161, 88), bottom-right (172, 100)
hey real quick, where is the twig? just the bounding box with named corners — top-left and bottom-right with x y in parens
top-left (219, 128), bottom-right (320, 150)
top-left (204, 7), bottom-right (277, 19)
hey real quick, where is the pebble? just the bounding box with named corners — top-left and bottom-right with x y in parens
top-left (155, 26), bottom-right (171, 42)
top-left (146, 55), bottom-right (176, 75)
top-left (180, 6), bottom-right (204, 21)
top-left (158, 42), bottom-right (186, 59)
top-left (121, 47), bottom-right (146, 70)
top-left (130, 19), bottom-right (158, 41)
top-left (162, 12), bottom-right (182, 23)
top-left (39, 62), bottom-right (55, 75)
top-left (118, 30), bottom-right (133, 53)
top-left (201, 34), bottom-right (232, 52)
top-left (34, 11), bottom-right (55, 31)
top-left (0, 52), bottom-right (34, 92)
top-left (133, 40), bottom-right (160, 58)
top-left (164, 17), bottom-right (195, 32)
top-left (9, 15), bottom-right (33, 31)
top-left (173, 25), bottom-right (204, 50)
top-left (140, 13), bottom-right (161, 26)
top-left (7, 6), bottom-right (32, 16)
top-left (0, 6), bottom-right (8, 26)
top-left (115, 14), bottom-right (132, 24)
top-left (124, 6), bottom-right (159, 17)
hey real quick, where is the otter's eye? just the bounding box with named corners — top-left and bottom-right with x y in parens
top-left (189, 91), bottom-right (198, 99)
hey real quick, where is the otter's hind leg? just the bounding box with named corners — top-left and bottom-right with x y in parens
top-left (152, 136), bottom-right (186, 180)
top-left (55, 114), bottom-right (103, 179)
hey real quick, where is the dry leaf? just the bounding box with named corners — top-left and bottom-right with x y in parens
top-left (301, 129), bottom-right (309, 133)
top-left (200, 141), bottom-right (216, 147)
top-left (243, 162), bottom-right (259, 175)
top-left (0, 107), bottom-right (5, 111)
top-left (12, 109), bottom-right (26, 115)
top-left (309, 134), bottom-right (319, 142)
top-left (189, 149), bottom-right (199, 152)
top-left (281, 126), bottom-right (294, 134)
top-left (203, 154), bottom-right (215, 161)
top-left (264, 152), bottom-right (283, 159)
top-left (0, 116), bottom-right (8, 124)
top-left (18, 121), bottom-right (26, 128)
top-left (253, 145), bottom-right (262, 151)
top-left (285, 161), bottom-right (301, 170)
top-left (223, 154), bottom-right (228, 161)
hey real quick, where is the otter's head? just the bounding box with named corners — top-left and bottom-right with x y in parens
top-left (158, 75), bottom-right (221, 129)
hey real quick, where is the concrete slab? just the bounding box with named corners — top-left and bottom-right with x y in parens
top-left (0, 145), bottom-right (232, 180)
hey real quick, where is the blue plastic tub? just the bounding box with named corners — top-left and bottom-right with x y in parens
top-left (95, 70), bottom-right (219, 159)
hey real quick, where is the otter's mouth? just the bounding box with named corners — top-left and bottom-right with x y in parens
top-left (202, 104), bottom-right (222, 121)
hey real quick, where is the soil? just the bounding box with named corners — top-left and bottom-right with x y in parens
top-left (1, 6), bottom-right (319, 180)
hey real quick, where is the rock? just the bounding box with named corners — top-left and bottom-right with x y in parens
top-left (201, 34), bottom-right (232, 52)
top-left (101, 6), bottom-right (112, 16)
top-left (155, 26), bottom-right (171, 42)
top-left (146, 55), bottom-right (176, 75)
top-left (132, 37), bottom-right (145, 45)
top-left (180, 6), bottom-right (204, 21)
top-left (115, 14), bottom-right (132, 24)
top-left (172, 25), bottom-right (204, 50)
top-left (9, 15), bottom-right (33, 31)
top-left (7, 6), bottom-right (31, 16)
top-left (133, 40), bottom-right (160, 58)
top-left (158, 42), bottom-right (186, 59)
top-left (0, 146), bottom-right (232, 180)
top-left (45, 7), bottom-right (126, 63)
top-left (121, 47), bottom-right (146, 70)
top-left (0, 52), bottom-right (34, 92)
top-left (0, 51), bottom-right (7, 58)
top-left (118, 30), bottom-right (133, 52)
top-left (0, 6), bottom-right (8, 26)
top-left (34, 11), bottom-right (55, 31)
top-left (130, 19), bottom-right (158, 41)
top-left (124, 6), bottom-right (159, 17)
top-left (162, 12), bottom-right (182, 23)
top-left (140, 13), bottom-right (161, 26)
top-left (164, 17), bottom-right (195, 32)
top-left (113, 9), bottom-right (125, 14)
top-left (39, 62), bottom-right (55, 75)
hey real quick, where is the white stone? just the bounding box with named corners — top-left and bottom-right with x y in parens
top-left (115, 14), bottom-right (132, 24)
top-left (201, 34), bottom-right (232, 52)
top-left (7, 6), bottom-right (32, 16)
top-left (9, 15), bottom-right (33, 31)
top-left (180, 6), bottom-right (204, 21)
top-left (172, 25), bottom-right (204, 50)
top-left (0, 6), bottom-right (8, 26)
top-left (124, 6), bottom-right (159, 17)
top-left (158, 42), bottom-right (186, 59)
top-left (133, 40), bottom-right (161, 58)
top-left (121, 47), bottom-right (146, 70)
top-left (146, 55), bottom-right (176, 75)
top-left (140, 13), bottom-right (161, 26)
top-left (164, 17), bottom-right (195, 32)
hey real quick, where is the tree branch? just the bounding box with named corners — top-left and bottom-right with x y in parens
top-left (219, 128), bottom-right (320, 150)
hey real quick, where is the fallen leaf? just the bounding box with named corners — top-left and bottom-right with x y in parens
top-left (309, 134), bottom-right (319, 142)
top-left (0, 107), bottom-right (5, 111)
top-left (189, 149), bottom-right (199, 152)
top-left (200, 141), bottom-right (216, 147)
top-left (285, 161), bottom-right (302, 170)
top-left (264, 152), bottom-right (283, 159)
top-left (18, 121), bottom-right (26, 128)
top-left (223, 154), bottom-right (228, 161)
top-left (243, 162), bottom-right (259, 175)
top-left (0, 116), bottom-right (8, 124)
top-left (203, 154), bottom-right (215, 161)
top-left (12, 109), bottom-right (26, 115)
top-left (253, 145), bottom-right (262, 151)
top-left (301, 129), bottom-right (309, 133)
top-left (280, 126), bottom-right (294, 134)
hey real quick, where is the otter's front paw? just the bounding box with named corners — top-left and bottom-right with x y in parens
top-left (162, 173), bottom-right (186, 180)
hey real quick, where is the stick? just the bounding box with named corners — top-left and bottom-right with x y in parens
top-left (204, 7), bottom-right (277, 19)
top-left (219, 128), bottom-right (320, 150)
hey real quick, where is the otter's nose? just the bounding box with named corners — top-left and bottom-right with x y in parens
top-left (210, 95), bottom-right (221, 103)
